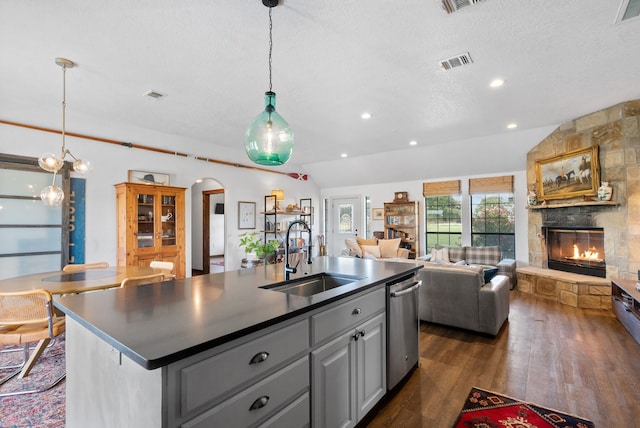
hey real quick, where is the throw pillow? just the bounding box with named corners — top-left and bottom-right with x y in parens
top-left (363, 252), bottom-right (377, 260)
top-left (378, 238), bottom-right (401, 258)
top-left (361, 245), bottom-right (381, 258)
top-left (356, 237), bottom-right (377, 257)
top-left (431, 247), bottom-right (450, 263)
top-left (345, 239), bottom-right (362, 258)
top-left (483, 267), bottom-right (499, 283)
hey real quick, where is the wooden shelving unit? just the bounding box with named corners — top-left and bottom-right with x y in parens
top-left (383, 200), bottom-right (420, 259)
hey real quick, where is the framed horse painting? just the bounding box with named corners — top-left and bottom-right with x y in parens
top-left (536, 145), bottom-right (600, 201)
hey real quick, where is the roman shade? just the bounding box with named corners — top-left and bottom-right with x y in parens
top-left (423, 180), bottom-right (461, 196)
top-left (469, 176), bottom-right (514, 194)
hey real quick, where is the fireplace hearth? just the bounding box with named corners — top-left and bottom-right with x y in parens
top-left (543, 226), bottom-right (605, 278)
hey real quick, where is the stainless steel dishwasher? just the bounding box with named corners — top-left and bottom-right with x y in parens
top-left (386, 274), bottom-right (422, 390)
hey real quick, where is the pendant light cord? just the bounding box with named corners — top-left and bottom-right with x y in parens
top-left (268, 6), bottom-right (273, 92)
top-left (61, 63), bottom-right (67, 155)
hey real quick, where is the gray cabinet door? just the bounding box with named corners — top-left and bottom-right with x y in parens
top-left (356, 312), bottom-right (386, 419)
top-left (312, 332), bottom-right (356, 428)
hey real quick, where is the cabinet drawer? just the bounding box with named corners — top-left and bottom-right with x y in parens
top-left (258, 391), bottom-right (310, 428)
top-left (179, 319), bottom-right (309, 416)
top-left (312, 287), bottom-right (385, 345)
top-left (182, 356), bottom-right (309, 428)
top-left (612, 296), bottom-right (640, 345)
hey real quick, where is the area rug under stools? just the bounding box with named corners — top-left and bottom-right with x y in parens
top-left (453, 387), bottom-right (595, 428)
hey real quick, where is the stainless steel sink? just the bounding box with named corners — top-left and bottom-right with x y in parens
top-left (261, 273), bottom-right (365, 296)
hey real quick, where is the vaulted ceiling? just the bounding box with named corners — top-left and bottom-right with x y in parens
top-left (1, 1), bottom-right (639, 187)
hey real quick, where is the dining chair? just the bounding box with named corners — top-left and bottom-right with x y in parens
top-left (0, 289), bottom-right (66, 396)
top-left (63, 261), bottom-right (109, 272)
top-left (149, 261), bottom-right (175, 279)
top-left (120, 273), bottom-right (166, 288)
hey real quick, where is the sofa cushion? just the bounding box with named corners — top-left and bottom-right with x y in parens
top-left (361, 245), bottom-right (381, 258)
top-left (447, 246), bottom-right (466, 263)
top-left (483, 267), bottom-right (499, 283)
top-left (379, 238), bottom-right (401, 258)
top-left (465, 246), bottom-right (501, 266)
top-left (345, 239), bottom-right (362, 258)
top-left (356, 237), bottom-right (377, 256)
top-left (431, 247), bottom-right (450, 263)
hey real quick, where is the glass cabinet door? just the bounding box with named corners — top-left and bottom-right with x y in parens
top-left (137, 193), bottom-right (155, 249)
top-left (160, 193), bottom-right (176, 247)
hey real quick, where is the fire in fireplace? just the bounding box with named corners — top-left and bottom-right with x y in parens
top-left (543, 227), bottom-right (605, 278)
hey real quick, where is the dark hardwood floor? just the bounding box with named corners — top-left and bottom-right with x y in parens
top-left (367, 290), bottom-right (640, 427)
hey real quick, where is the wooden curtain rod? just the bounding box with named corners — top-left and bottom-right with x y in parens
top-left (0, 119), bottom-right (308, 180)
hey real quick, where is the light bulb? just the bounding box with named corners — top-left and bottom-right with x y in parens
top-left (38, 153), bottom-right (64, 172)
top-left (41, 184), bottom-right (64, 206)
top-left (73, 158), bottom-right (93, 174)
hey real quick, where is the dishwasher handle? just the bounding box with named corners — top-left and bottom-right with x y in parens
top-left (390, 280), bottom-right (422, 298)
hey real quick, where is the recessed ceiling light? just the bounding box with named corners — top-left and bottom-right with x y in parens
top-left (409, 140), bottom-right (417, 146)
top-left (341, 153), bottom-right (348, 158)
top-left (361, 112), bottom-right (372, 120)
top-left (490, 78), bottom-right (505, 88)
top-left (507, 123), bottom-right (518, 129)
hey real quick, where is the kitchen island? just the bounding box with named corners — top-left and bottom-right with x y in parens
top-left (55, 256), bottom-right (421, 427)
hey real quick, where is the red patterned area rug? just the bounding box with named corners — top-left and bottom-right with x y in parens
top-left (0, 334), bottom-right (66, 427)
top-left (453, 387), bottom-right (595, 428)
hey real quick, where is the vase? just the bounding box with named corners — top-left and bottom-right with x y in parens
top-left (527, 191), bottom-right (537, 206)
top-left (597, 182), bottom-right (612, 201)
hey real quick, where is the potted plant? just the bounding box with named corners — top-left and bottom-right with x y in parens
top-left (239, 232), bottom-right (280, 264)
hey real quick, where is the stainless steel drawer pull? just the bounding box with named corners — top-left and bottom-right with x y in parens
top-left (352, 308), bottom-right (362, 315)
top-left (249, 351), bottom-right (269, 365)
top-left (249, 395), bottom-right (269, 411)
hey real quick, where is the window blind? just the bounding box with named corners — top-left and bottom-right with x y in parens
top-left (422, 180), bottom-right (461, 196)
top-left (469, 175), bottom-right (514, 194)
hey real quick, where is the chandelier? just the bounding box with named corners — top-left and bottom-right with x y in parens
top-left (39, 57), bottom-right (92, 206)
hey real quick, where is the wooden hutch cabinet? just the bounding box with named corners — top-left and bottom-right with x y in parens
top-left (383, 201), bottom-right (420, 259)
top-left (115, 182), bottom-right (186, 278)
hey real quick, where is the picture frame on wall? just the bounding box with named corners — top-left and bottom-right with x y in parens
top-left (535, 145), bottom-right (600, 201)
top-left (238, 201), bottom-right (256, 229)
top-left (128, 170), bottom-right (170, 186)
top-left (372, 208), bottom-right (384, 220)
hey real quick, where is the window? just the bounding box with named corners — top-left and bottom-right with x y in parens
top-left (338, 203), bottom-right (354, 233)
top-left (425, 195), bottom-right (462, 252)
top-left (470, 193), bottom-right (515, 259)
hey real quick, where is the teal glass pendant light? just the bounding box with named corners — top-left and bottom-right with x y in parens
top-left (245, 0), bottom-right (294, 166)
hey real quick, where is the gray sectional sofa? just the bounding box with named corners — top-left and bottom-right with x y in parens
top-left (417, 262), bottom-right (510, 336)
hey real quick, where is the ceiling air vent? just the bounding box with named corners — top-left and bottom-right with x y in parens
top-left (143, 90), bottom-right (167, 100)
top-left (442, 0), bottom-right (485, 14)
top-left (439, 52), bottom-right (473, 71)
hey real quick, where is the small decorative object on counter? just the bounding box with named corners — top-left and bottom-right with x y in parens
top-left (598, 182), bottom-right (612, 201)
top-left (527, 190), bottom-right (537, 206)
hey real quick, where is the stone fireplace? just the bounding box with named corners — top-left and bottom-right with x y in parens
top-left (519, 99), bottom-right (640, 308)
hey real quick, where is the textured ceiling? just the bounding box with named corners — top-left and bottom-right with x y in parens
top-left (1, 0), bottom-right (640, 186)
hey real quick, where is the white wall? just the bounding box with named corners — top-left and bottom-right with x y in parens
top-left (210, 194), bottom-right (225, 256)
top-left (321, 171), bottom-right (529, 264)
top-left (1, 124), bottom-right (321, 274)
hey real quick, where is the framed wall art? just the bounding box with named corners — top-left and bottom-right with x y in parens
top-left (536, 146), bottom-right (599, 201)
top-left (128, 170), bottom-right (170, 186)
top-left (372, 208), bottom-right (384, 220)
top-left (238, 201), bottom-right (256, 229)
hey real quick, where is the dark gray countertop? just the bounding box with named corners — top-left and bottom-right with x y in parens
top-left (55, 256), bottom-right (421, 370)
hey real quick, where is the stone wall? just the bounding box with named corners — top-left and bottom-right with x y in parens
top-left (526, 100), bottom-right (640, 281)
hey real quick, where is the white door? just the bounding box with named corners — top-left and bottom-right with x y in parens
top-left (330, 196), bottom-right (363, 256)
